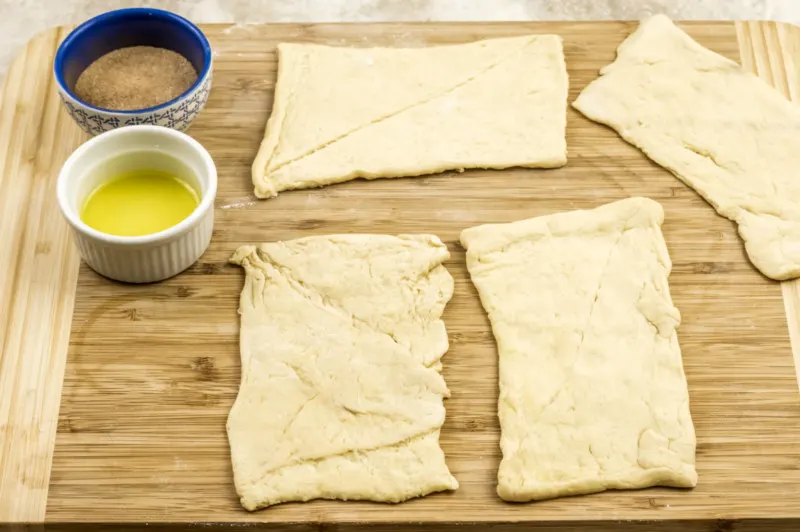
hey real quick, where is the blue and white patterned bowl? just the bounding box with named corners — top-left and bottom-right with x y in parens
top-left (54, 8), bottom-right (213, 136)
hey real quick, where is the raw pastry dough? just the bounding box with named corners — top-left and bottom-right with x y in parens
top-left (252, 35), bottom-right (568, 198)
top-left (228, 234), bottom-right (458, 510)
top-left (460, 197), bottom-right (697, 502)
top-left (573, 15), bottom-right (800, 280)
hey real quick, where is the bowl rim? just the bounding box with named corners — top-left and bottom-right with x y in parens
top-left (57, 125), bottom-right (218, 246)
top-left (54, 7), bottom-right (213, 115)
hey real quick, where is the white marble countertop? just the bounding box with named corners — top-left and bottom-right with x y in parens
top-left (0, 0), bottom-right (796, 80)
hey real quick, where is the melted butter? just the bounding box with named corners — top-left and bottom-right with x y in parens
top-left (81, 169), bottom-right (199, 237)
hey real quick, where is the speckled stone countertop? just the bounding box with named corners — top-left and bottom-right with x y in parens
top-left (0, 0), bottom-right (796, 80)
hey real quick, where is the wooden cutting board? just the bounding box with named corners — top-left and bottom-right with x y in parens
top-left (1, 20), bottom-right (799, 531)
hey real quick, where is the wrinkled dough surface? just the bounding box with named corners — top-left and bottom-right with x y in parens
top-left (252, 35), bottom-right (568, 197)
top-left (461, 197), bottom-right (697, 501)
top-left (573, 14), bottom-right (800, 280)
top-left (228, 234), bottom-right (458, 510)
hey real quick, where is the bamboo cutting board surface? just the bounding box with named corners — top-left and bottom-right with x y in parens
top-left (1, 20), bottom-right (800, 531)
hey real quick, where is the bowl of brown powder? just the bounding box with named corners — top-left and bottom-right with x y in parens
top-left (54, 8), bottom-right (213, 136)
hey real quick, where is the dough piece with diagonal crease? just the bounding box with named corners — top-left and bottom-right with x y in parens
top-left (228, 234), bottom-right (458, 510)
top-left (461, 197), bottom-right (697, 502)
top-left (252, 35), bottom-right (567, 198)
top-left (573, 14), bottom-right (800, 280)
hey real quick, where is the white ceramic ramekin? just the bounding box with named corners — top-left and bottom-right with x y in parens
top-left (57, 125), bottom-right (217, 283)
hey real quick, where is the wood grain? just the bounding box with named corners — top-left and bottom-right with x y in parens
top-left (0, 19), bottom-right (797, 531)
top-left (737, 20), bottom-right (800, 392)
top-left (0, 27), bottom-right (85, 522)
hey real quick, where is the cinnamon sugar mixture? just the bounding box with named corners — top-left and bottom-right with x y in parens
top-left (74, 46), bottom-right (198, 111)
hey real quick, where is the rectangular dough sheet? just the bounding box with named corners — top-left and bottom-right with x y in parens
top-left (574, 15), bottom-right (800, 280)
top-left (228, 234), bottom-right (458, 510)
top-left (252, 35), bottom-right (568, 198)
top-left (460, 197), bottom-right (697, 501)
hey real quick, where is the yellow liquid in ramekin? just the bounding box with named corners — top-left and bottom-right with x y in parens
top-left (81, 169), bottom-right (200, 237)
